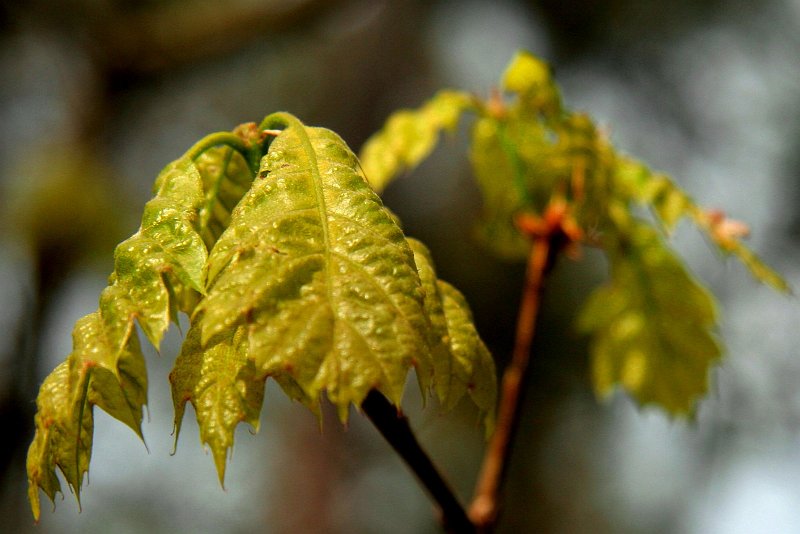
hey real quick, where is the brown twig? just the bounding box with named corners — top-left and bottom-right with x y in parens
top-left (469, 203), bottom-right (573, 532)
top-left (362, 390), bottom-right (476, 534)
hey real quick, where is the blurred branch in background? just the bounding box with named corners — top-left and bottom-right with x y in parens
top-left (3, 0), bottom-right (342, 75)
top-left (93, 0), bottom-right (343, 75)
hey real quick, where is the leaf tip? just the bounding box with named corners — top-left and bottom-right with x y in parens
top-left (502, 50), bottom-right (552, 94)
top-left (28, 483), bottom-right (42, 523)
top-left (212, 448), bottom-right (228, 489)
top-left (336, 402), bottom-right (351, 425)
top-left (170, 405), bottom-right (186, 456)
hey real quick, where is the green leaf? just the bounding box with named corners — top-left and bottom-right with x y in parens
top-left (27, 126), bottom-right (262, 519)
top-left (501, 50), bottom-right (561, 119)
top-left (406, 238), bottom-right (451, 375)
top-left (469, 93), bottom-right (608, 261)
top-left (99, 126), bottom-right (264, 344)
top-left (27, 309), bottom-right (148, 520)
top-left (716, 239), bottom-right (789, 293)
top-left (438, 281), bottom-right (497, 434)
top-left (28, 116), bottom-right (496, 516)
top-left (170, 320), bottom-right (265, 485)
top-left (199, 113), bottom-right (435, 421)
top-left (407, 238), bottom-right (497, 431)
top-left (26, 361), bottom-right (93, 522)
top-left (579, 215), bottom-right (722, 415)
top-left (104, 156), bottom-right (208, 348)
top-left (613, 156), bottom-right (790, 292)
top-left (492, 52), bottom-right (786, 413)
top-left (469, 116), bottom-right (533, 260)
top-left (502, 50), bottom-right (552, 95)
top-left (359, 90), bottom-right (474, 193)
top-left (72, 311), bottom-right (148, 437)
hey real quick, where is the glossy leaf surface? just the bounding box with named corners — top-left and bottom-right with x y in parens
top-left (26, 362), bottom-right (92, 522)
top-left (170, 321), bottom-right (264, 484)
top-left (199, 114), bottom-right (435, 421)
top-left (408, 238), bottom-right (496, 430)
top-left (27, 126), bottom-right (262, 517)
top-left (29, 113), bottom-right (496, 519)
top-left (438, 280), bottom-right (497, 433)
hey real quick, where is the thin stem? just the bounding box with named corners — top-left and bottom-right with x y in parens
top-left (362, 390), bottom-right (476, 534)
top-left (186, 129), bottom-right (267, 175)
top-left (186, 132), bottom-right (250, 162)
top-left (469, 234), bottom-right (556, 532)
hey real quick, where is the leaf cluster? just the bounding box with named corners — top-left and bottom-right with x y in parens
top-left (359, 51), bottom-right (788, 415)
top-left (27, 115), bottom-right (496, 519)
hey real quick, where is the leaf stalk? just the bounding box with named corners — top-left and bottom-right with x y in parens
top-left (186, 132), bottom-right (250, 162)
top-left (362, 390), bottom-right (476, 534)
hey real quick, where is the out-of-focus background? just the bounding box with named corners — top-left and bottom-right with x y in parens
top-left (1, 0), bottom-right (798, 532)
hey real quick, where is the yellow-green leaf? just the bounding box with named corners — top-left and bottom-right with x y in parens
top-left (406, 238), bottom-right (451, 374)
top-left (407, 238), bottom-right (496, 431)
top-left (27, 308), bottom-right (148, 520)
top-left (194, 145), bottom-right (257, 250)
top-left (502, 50), bottom-right (551, 95)
top-left (613, 156), bottom-right (790, 292)
top-left (469, 116), bottom-right (532, 260)
top-left (170, 321), bottom-right (264, 485)
top-left (359, 90), bottom-right (473, 193)
top-left (199, 113), bottom-right (434, 421)
top-left (717, 239), bottom-right (790, 293)
top-left (502, 50), bottom-right (561, 119)
top-left (26, 361), bottom-right (93, 522)
top-left (72, 311), bottom-right (148, 437)
top-left (579, 219), bottom-right (722, 415)
top-left (438, 281), bottom-right (497, 434)
top-left (103, 156), bottom-right (207, 348)
top-left (27, 126), bottom-right (262, 519)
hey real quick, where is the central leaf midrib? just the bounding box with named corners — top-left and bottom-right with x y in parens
top-left (292, 126), bottom-right (335, 316)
